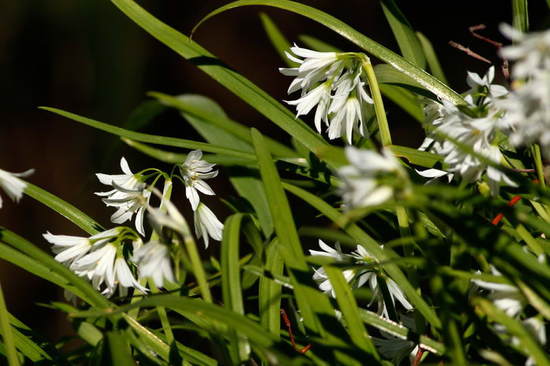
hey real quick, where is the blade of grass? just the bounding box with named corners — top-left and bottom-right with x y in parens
top-left (221, 214), bottom-right (250, 362)
top-left (380, 0), bottom-right (426, 68)
top-left (41, 107), bottom-right (257, 161)
top-left (259, 13), bottom-right (295, 67)
top-left (0, 283), bottom-right (20, 366)
top-left (417, 32), bottom-right (448, 84)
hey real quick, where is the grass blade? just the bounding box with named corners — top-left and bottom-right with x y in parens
top-left (259, 13), bottom-right (295, 67)
top-left (417, 32), bottom-right (448, 84)
top-left (380, 0), bottom-right (426, 68)
top-left (221, 214), bottom-right (250, 362)
top-left (0, 283), bottom-right (20, 366)
top-left (41, 107), bottom-right (257, 161)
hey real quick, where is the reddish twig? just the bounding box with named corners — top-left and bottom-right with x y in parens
top-left (468, 24), bottom-right (503, 48)
top-left (412, 347), bottom-right (425, 366)
top-left (280, 309), bottom-right (312, 354)
top-left (491, 180), bottom-right (539, 225)
top-left (449, 41), bottom-right (492, 64)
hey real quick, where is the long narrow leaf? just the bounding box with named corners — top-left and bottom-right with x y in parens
top-left (0, 283), bottom-right (19, 366)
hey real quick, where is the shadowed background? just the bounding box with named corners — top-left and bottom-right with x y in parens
top-left (1, 0), bottom-right (548, 340)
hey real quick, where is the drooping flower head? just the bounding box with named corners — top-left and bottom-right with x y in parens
top-left (96, 157), bottom-right (151, 235)
top-left (338, 147), bottom-right (409, 209)
top-left (280, 45), bottom-right (373, 144)
top-left (194, 202), bottom-right (224, 249)
top-left (0, 168), bottom-right (33, 208)
top-left (132, 240), bottom-right (175, 288)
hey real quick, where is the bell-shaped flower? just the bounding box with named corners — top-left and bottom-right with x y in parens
top-left (338, 147), bottom-right (408, 209)
top-left (0, 168), bottom-right (33, 208)
top-left (96, 157), bottom-right (150, 235)
top-left (133, 240), bottom-right (175, 288)
top-left (193, 202), bottom-right (223, 249)
top-left (179, 150), bottom-right (218, 211)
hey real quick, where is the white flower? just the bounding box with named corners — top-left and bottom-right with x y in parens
top-left (0, 168), bottom-right (33, 208)
top-left (179, 150), bottom-right (218, 211)
top-left (133, 241), bottom-right (175, 288)
top-left (466, 66), bottom-right (508, 101)
top-left (338, 147), bottom-right (407, 209)
top-left (43, 227), bottom-right (122, 267)
top-left (522, 317), bottom-right (547, 366)
top-left (280, 45), bottom-right (373, 143)
top-left (352, 245), bottom-right (412, 319)
top-left (96, 157), bottom-right (150, 235)
top-left (193, 203), bottom-right (224, 248)
top-left (472, 267), bottom-right (525, 317)
top-left (309, 240), bottom-right (359, 297)
top-left (496, 72), bottom-right (550, 157)
top-left (499, 24), bottom-right (550, 79)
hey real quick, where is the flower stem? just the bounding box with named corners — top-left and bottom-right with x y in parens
top-left (361, 56), bottom-right (392, 146)
top-left (0, 283), bottom-right (19, 366)
top-left (532, 144), bottom-right (546, 187)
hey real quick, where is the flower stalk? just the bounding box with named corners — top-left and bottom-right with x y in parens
top-left (361, 55), bottom-right (392, 146)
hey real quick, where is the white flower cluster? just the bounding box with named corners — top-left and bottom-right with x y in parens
top-left (496, 25), bottom-right (550, 158)
top-left (418, 67), bottom-right (516, 195)
top-left (338, 147), bottom-right (409, 209)
top-left (280, 45), bottom-right (373, 144)
top-left (43, 151), bottom-right (224, 296)
top-left (310, 240), bottom-right (412, 320)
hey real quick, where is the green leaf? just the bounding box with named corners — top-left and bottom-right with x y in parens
top-left (379, 84), bottom-right (423, 122)
top-left (24, 183), bottom-right (103, 235)
top-left (123, 138), bottom-right (255, 166)
top-left (110, 0), bottom-right (333, 165)
top-left (298, 34), bottom-right (342, 52)
top-left (417, 32), bottom-right (448, 85)
top-left (324, 267), bottom-right (378, 356)
top-left (0, 283), bottom-right (20, 366)
top-left (221, 214), bottom-right (250, 362)
top-left (259, 240), bottom-right (284, 338)
top-left (41, 107), bottom-right (257, 161)
top-left (512, 0), bottom-right (529, 32)
top-left (259, 13), bottom-right (294, 67)
top-left (359, 309), bottom-right (445, 354)
top-left (282, 183), bottom-right (442, 329)
top-left (380, 0), bottom-right (426, 68)
top-left (106, 330), bottom-right (136, 366)
top-left (193, 0), bottom-right (464, 105)
top-left (152, 92), bottom-right (297, 159)
top-left (389, 144), bottom-right (442, 168)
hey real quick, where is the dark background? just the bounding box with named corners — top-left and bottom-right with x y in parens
top-left (1, 0), bottom-right (548, 340)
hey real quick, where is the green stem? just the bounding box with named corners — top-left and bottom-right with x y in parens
top-left (0, 283), bottom-right (20, 366)
top-left (361, 56), bottom-right (392, 146)
top-left (532, 144), bottom-right (546, 187)
top-left (184, 236), bottom-right (213, 303)
top-left (151, 283), bottom-right (174, 344)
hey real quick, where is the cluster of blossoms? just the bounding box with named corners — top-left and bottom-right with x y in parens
top-left (43, 151), bottom-right (224, 297)
top-left (280, 45), bottom-right (373, 144)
